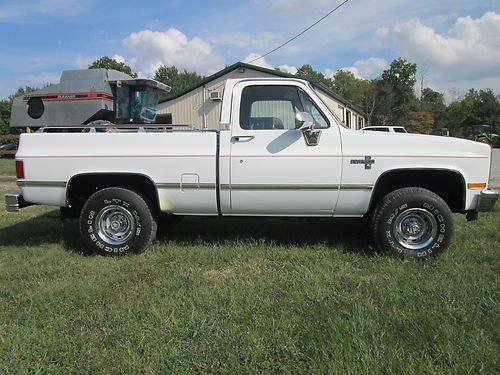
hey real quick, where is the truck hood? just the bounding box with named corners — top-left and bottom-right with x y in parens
top-left (343, 131), bottom-right (491, 159)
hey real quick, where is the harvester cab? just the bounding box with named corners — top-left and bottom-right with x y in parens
top-left (9, 69), bottom-right (171, 130)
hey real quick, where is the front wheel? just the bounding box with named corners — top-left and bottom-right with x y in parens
top-left (79, 187), bottom-right (157, 255)
top-left (371, 187), bottom-right (454, 259)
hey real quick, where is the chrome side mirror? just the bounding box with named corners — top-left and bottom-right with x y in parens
top-left (295, 112), bottom-right (314, 130)
top-left (295, 112), bottom-right (321, 146)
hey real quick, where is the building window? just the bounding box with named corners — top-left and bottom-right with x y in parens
top-left (338, 105), bottom-right (345, 122)
top-left (345, 109), bottom-right (351, 129)
top-left (358, 116), bottom-right (364, 129)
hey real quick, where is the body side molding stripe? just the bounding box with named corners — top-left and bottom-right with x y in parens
top-left (218, 184), bottom-right (373, 191)
top-left (17, 181), bottom-right (67, 188)
top-left (156, 183), bottom-right (216, 189)
top-left (18, 181), bottom-right (372, 191)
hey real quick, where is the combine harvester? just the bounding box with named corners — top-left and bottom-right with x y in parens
top-left (10, 69), bottom-right (171, 131)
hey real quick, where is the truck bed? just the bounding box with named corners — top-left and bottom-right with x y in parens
top-left (16, 131), bottom-right (219, 215)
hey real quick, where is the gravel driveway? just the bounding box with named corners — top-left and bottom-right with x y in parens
top-left (490, 149), bottom-right (500, 188)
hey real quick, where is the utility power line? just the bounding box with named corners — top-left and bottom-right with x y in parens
top-left (248, 0), bottom-right (353, 64)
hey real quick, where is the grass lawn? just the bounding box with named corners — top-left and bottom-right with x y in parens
top-left (0, 159), bottom-right (16, 177)
top-left (0, 163), bottom-right (498, 373)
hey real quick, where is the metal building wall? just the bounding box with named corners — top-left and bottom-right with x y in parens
top-left (314, 88), bottom-right (365, 130)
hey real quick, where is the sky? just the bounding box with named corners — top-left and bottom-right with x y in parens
top-left (0, 0), bottom-right (499, 100)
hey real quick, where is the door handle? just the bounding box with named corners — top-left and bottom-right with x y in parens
top-left (231, 136), bottom-right (255, 143)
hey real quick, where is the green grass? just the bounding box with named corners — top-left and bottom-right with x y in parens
top-left (0, 181), bottom-right (499, 373)
top-left (0, 159), bottom-right (16, 177)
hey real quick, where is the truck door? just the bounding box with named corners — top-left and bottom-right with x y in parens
top-left (228, 81), bottom-right (342, 215)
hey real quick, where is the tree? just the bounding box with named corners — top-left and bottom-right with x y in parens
top-left (421, 88), bottom-right (446, 130)
top-left (89, 56), bottom-right (137, 78)
top-left (331, 70), bottom-right (364, 104)
top-left (0, 100), bottom-right (10, 135)
top-left (296, 64), bottom-right (333, 89)
top-left (373, 58), bottom-right (419, 125)
top-left (330, 70), bottom-right (378, 125)
top-left (442, 88), bottom-right (500, 137)
top-left (153, 66), bottom-right (204, 98)
top-left (407, 111), bottom-right (434, 134)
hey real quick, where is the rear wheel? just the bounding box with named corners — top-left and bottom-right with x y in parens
top-left (79, 187), bottom-right (157, 255)
top-left (371, 187), bottom-right (453, 259)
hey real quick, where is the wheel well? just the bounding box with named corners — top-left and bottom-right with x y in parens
top-left (67, 173), bottom-right (160, 213)
top-left (369, 169), bottom-right (465, 214)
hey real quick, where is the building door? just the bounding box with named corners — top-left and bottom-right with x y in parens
top-left (228, 82), bottom-right (342, 215)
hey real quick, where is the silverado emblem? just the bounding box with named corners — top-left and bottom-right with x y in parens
top-left (350, 156), bottom-right (375, 170)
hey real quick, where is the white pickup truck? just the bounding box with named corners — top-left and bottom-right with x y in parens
top-left (5, 78), bottom-right (498, 259)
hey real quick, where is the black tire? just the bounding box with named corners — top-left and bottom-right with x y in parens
top-left (371, 187), bottom-right (453, 259)
top-left (79, 187), bottom-right (157, 255)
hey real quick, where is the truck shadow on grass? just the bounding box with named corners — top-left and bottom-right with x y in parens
top-left (0, 211), bottom-right (374, 256)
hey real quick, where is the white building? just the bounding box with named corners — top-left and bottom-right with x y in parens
top-left (157, 62), bottom-right (366, 130)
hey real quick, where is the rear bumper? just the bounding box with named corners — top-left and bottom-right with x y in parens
top-left (477, 189), bottom-right (499, 212)
top-left (3, 192), bottom-right (33, 212)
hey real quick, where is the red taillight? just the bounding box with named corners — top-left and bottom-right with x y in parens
top-left (16, 160), bottom-right (24, 179)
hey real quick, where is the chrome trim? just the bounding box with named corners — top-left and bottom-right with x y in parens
top-left (155, 182), bottom-right (374, 191)
top-left (339, 184), bottom-right (374, 191)
top-left (3, 192), bottom-right (33, 212)
top-left (219, 183), bottom-right (373, 191)
top-left (17, 180), bottom-right (67, 188)
top-left (477, 189), bottom-right (499, 212)
top-left (393, 208), bottom-right (438, 250)
top-left (96, 205), bottom-right (136, 245)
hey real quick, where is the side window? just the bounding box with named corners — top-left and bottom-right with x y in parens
top-left (297, 89), bottom-right (330, 129)
top-left (394, 127), bottom-right (406, 133)
top-left (240, 85), bottom-right (303, 130)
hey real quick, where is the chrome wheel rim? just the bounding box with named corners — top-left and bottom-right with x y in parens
top-left (96, 205), bottom-right (135, 245)
top-left (393, 208), bottom-right (437, 250)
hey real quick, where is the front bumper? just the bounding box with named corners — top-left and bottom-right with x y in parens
top-left (3, 192), bottom-right (33, 212)
top-left (477, 189), bottom-right (499, 212)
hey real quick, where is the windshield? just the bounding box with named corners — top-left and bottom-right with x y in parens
top-left (115, 86), bottom-right (160, 124)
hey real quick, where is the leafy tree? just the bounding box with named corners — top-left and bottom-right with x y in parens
top-left (89, 56), bottom-right (137, 78)
top-left (331, 70), bottom-right (364, 104)
top-left (421, 88), bottom-right (445, 113)
top-left (153, 66), bottom-right (204, 98)
top-left (0, 100), bottom-right (10, 135)
top-left (296, 64), bottom-right (333, 89)
top-left (421, 88), bottom-right (446, 130)
top-left (373, 58), bottom-right (419, 125)
top-left (443, 89), bottom-right (500, 137)
top-left (407, 111), bottom-right (434, 134)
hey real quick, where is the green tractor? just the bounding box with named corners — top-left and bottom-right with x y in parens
top-left (472, 125), bottom-right (499, 148)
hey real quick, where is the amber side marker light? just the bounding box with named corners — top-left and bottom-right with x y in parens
top-left (467, 183), bottom-right (487, 189)
top-left (16, 160), bottom-right (24, 179)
